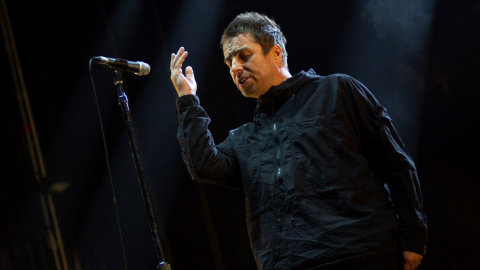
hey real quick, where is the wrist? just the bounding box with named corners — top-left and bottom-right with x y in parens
top-left (178, 90), bottom-right (196, 97)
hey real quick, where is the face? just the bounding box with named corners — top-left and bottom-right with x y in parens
top-left (223, 33), bottom-right (281, 98)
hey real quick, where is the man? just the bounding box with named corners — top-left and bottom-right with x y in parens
top-left (170, 12), bottom-right (427, 270)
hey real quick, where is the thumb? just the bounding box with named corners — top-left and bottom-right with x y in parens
top-left (185, 66), bottom-right (195, 81)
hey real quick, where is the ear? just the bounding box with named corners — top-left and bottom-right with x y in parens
top-left (271, 44), bottom-right (284, 66)
top-left (272, 44), bottom-right (282, 60)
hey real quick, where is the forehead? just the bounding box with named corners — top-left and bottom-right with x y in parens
top-left (222, 33), bottom-right (256, 58)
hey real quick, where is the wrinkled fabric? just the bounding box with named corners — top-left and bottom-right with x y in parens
top-left (176, 70), bottom-right (427, 269)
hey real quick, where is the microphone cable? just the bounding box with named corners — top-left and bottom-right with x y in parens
top-left (88, 58), bottom-right (128, 270)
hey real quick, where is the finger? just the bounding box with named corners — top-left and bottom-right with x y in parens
top-left (170, 53), bottom-right (176, 70)
top-left (176, 46), bottom-right (184, 56)
top-left (172, 52), bottom-right (188, 75)
top-left (170, 47), bottom-right (184, 70)
top-left (176, 50), bottom-right (188, 69)
top-left (172, 47), bottom-right (185, 66)
top-left (185, 66), bottom-right (195, 80)
top-left (403, 260), bottom-right (415, 270)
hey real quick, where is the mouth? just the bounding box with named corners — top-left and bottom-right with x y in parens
top-left (238, 76), bottom-right (251, 87)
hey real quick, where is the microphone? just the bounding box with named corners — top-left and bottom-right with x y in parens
top-left (93, 56), bottom-right (150, 76)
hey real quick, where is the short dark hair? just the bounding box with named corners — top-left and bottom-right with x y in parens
top-left (220, 12), bottom-right (288, 69)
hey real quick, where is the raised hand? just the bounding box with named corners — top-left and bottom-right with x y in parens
top-left (170, 47), bottom-right (197, 97)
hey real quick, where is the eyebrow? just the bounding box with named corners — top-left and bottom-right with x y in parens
top-left (224, 45), bottom-right (249, 64)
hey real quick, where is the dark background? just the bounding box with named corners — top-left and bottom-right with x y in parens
top-left (1, 0), bottom-right (479, 269)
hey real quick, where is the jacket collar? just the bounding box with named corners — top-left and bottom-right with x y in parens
top-left (255, 69), bottom-right (318, 115)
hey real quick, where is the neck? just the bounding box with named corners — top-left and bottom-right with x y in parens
top-left (255, 67), bottom-right (293, 99)
top-left (273, 66), bottom-right (292, 87)
top-left (279, 67), bottom-right (292, 81)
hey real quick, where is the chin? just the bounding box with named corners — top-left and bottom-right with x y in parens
top-left (240, 89), bottom-right (259, 98)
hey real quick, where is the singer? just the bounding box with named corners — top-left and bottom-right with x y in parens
top-left (170, 12), bottom-right (427, 270)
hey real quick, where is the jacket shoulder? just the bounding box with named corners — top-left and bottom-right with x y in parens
top-left (302, 73), bottom-right (353, 95)
top-left (324, 73), bottom-right (358, 85)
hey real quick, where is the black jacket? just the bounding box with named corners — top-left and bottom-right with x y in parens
top-left (176, 70), bottom-right (427, 269)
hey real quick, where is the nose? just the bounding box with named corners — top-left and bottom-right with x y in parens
top-left (231, 58), bottom-right (243, 74)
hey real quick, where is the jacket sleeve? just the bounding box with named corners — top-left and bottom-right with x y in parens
top-left (176, 95), bottom-right (244, 190)
top-left (340, 76), bottom-right (428, 256)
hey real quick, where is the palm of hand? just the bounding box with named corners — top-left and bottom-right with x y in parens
top-left (170, 47), bottom-right (197, 96)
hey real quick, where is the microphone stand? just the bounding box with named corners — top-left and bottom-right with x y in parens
top-left (113, 70), bottom-right (171, 270)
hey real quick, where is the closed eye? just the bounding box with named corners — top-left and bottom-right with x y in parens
top-left (240, 53), bottom-right (250, 62)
